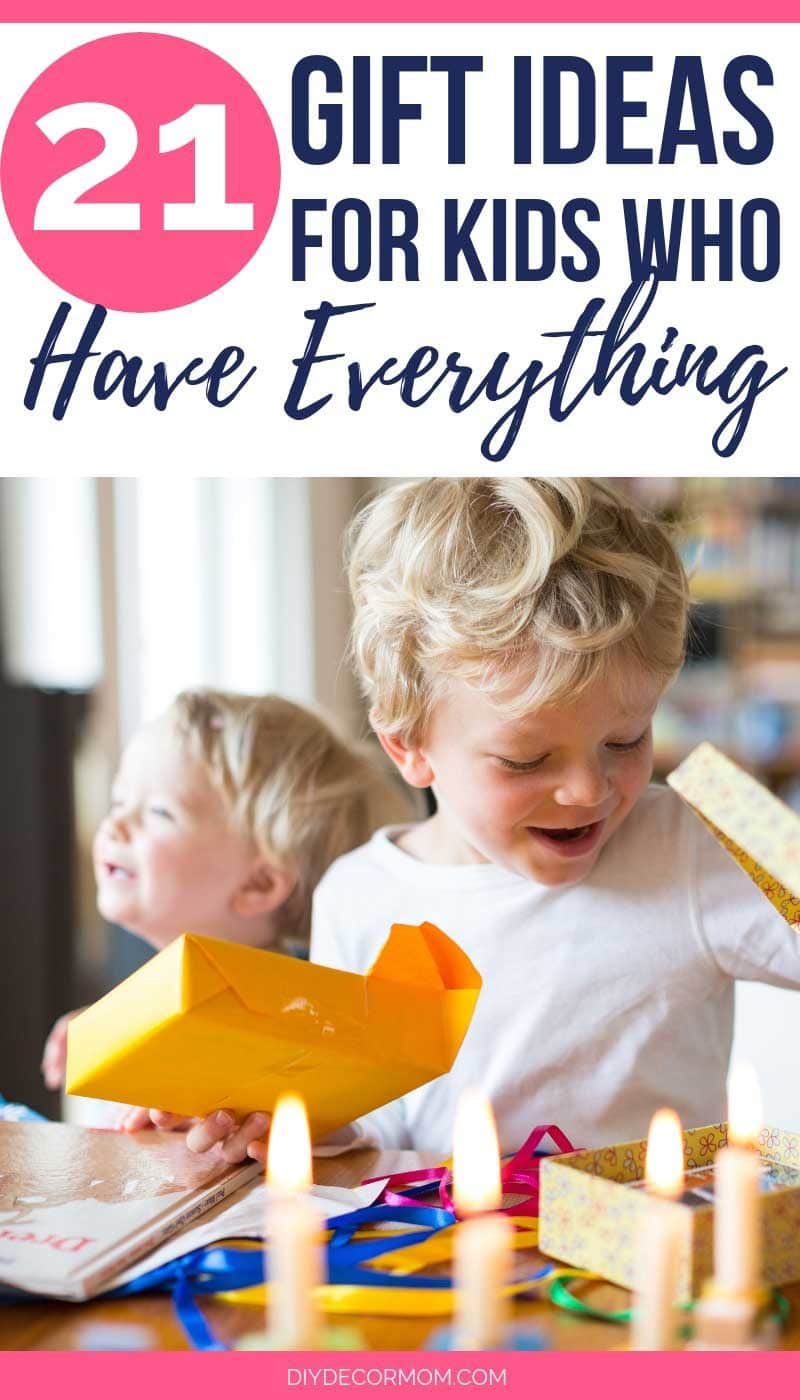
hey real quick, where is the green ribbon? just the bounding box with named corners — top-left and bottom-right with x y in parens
top-left (548, 1272), bottom-right (790, 1329)
top-left (548, 1273), bottom-right (634, 1323)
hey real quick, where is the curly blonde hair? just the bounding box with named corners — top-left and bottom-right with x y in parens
top-left (170, 690), bottom-right (410, 946)
top-left (347, 478), bottom-right (690, 742)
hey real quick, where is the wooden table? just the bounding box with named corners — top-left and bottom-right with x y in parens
top-left (1, 1150), bottom-right (798, 1351)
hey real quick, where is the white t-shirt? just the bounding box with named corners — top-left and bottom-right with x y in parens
top-left (310, 785), bottom-right (800, 1155)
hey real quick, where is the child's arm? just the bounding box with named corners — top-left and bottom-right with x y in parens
top-left (41, 1008), bottom-right (85, 1090)
top-left (692, 813), bottom-right (800, 984)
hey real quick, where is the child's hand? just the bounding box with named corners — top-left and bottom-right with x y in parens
top-left (186, 1110), bottom-right (270, 1163)
top-left (119, 1106), bottom-right (270, 1164)
top-left (41, 1009), bottom-right (85, 1090)
top-left (245, 1134), bottom-right (269, 1164)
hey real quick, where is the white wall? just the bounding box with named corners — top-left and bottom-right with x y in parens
top-left (732, 983), bottom-right (800, 1132)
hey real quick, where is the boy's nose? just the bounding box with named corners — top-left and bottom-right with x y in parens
top-left (553, 762), bottom-right (611, 808)
top-left (104, 808), bottom-right (131, 840)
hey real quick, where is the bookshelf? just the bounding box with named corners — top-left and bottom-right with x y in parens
top-left (621, 478), bottom-right (800, 810)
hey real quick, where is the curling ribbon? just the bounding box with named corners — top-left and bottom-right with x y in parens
top-left (210, 1203), bottom-right (550, 1319)
top-left (547, 1273), bottom-right (790, 1330)
top-left (149, 1236), bottom-right (569, 1347)
top-left (364, 1123), bottom-right (576, 1218)
top-left (212, 1240), bottom-right (555, 1319)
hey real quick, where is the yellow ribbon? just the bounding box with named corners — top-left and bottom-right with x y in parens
top-left (211, 1223), bottom-right (595, 1319)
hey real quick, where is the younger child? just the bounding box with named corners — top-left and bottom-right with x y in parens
top-left (311, 478), bottom-right (800, 1155)
top-left (43, 688), bottom-right (409, 1161)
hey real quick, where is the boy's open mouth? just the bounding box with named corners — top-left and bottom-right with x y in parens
top-left (527, 820), bottom-right (605, 856)
top-left (103, 861), bottom-right (134, 881)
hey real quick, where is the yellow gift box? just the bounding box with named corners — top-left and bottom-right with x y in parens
top-left (66, 922), bottom-right (481, 1140)
top-left (539, 1123), bottom-right (800, 1300)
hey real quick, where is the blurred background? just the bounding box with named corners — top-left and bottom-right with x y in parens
top-left (1, 476), bottom-right (799, 1125)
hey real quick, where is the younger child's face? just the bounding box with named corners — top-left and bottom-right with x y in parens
top-left (93, 715), bottom-right (265, 948)
top-left (391, 666), bottom-right (662, 887)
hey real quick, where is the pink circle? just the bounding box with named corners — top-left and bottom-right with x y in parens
top-left (0, 32), bottom-right (280, 312)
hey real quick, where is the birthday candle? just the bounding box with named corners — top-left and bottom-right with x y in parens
top-left (714, 1064), bottom-right (763, 1296)
top-left (266, 1093), bottom-right (324, 1349)
top-left (631, 1109), bottom-right (684, 1351)
top-left (452, 1089), bottom-right (513, 1350)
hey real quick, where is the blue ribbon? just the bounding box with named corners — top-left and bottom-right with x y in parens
top-left (157, 1201), bottom-right (551, 1350)
top-left (0, 1194), bottom-right (552, 1351)
top-left (326, 1202), bottom-right (456, 1286)
top-left (172, 1269), bottom-right (229, 1351)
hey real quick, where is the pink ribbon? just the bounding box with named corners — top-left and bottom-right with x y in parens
top-left (363, 1124), bottom-right (577, 1219)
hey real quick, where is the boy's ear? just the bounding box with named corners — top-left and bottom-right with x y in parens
top-left (231, 863), bottom-right (296, 919)
top-left (376, 731), bottom-right (435, 789)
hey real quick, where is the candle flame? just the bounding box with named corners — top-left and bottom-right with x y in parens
top-left (266, 1093), bottom-right (312, 1194)
top-left (644, 1108), bottom-right (684, 1199)
top-left (452, 1088), bottom-right (502, 1216)
top-left (727, 1063), bottom-right (762, 1148)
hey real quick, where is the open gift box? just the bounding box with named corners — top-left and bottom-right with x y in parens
top-left (666, 741), bottom-right (800, 928)
top-left (539, 1122), bottom-right (800, 1300)
top-left (66, 921), bottom-right (481, 1140)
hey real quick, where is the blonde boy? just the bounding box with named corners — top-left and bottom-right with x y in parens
top-left (44, 689), bottom-right (408, 1160)
top-left (311, 478), bottom-right (800, 1153)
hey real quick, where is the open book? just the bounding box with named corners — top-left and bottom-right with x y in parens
top-left (0, 1119), bottom-right (260, 1300)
